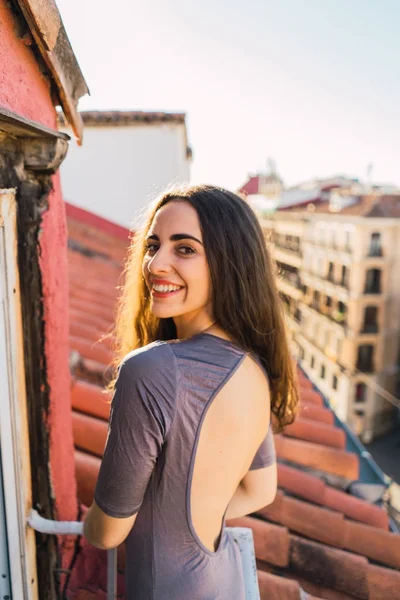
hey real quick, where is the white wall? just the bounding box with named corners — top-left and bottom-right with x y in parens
top-left (60, 123), bottom-right (191, 227)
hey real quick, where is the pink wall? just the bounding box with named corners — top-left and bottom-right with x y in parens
top-left (0, 1), bottom-right (56, 128)
top-left (0, 0), bottom-right (78, 571)
top-left (40, 173), bottom-right (78, 567)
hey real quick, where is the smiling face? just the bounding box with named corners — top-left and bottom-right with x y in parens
top-left (142, 200), bottom-right (213, 338)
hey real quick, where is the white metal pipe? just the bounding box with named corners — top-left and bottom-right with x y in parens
top-left (27, 509), bottom-right (84, 535)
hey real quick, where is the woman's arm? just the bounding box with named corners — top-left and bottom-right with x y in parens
top-left (225, 462), bottom-right (277, 520)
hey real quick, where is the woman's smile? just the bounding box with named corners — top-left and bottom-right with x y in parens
top-left (151, 278), bottom-right (185, 298)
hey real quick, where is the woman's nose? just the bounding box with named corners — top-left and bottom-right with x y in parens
top-left (148, 247), bottom-right (171, 274)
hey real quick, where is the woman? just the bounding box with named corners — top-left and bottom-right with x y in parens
top-left (84, 184), bottom-right (298, 599)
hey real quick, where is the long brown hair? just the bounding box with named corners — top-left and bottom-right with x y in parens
top-left (112, 184), bottom-right (298, 431)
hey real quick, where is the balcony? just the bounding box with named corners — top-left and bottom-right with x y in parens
top-left (367, 247), bottom-right (383, 258)
top-left (356, 345), bottom-right (375, 373)
top-left (274, 240), bottom-right (302, 257)
top-left (361, 323), bottom-right (379, 334)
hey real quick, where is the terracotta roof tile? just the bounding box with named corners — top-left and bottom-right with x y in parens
top-left (75, 450), bottom-right (101, 508)
top-left (72, 412), bottom-right (107, 457)
top-left (257, 570), bottom-right (308, 600)
top-left (69, 335), bottom-right (112, 366)
top-left (368, 563), bottom-right (400, 598)
top-left (275, 435), bottom-right (359, 479)
top-left (228, 516), bottom-right (290, 567)
top-left (299, 388), bottom-right (324, 405)
top-left (285, 417), bottom-right (346, 448)
top-left (344, 519), bottom-right (400, 569)
top-left (299, 402), bottom-right (335, 425)
top-left (277, 464), bottom-right (389, 530)
top-left (257, 493), bottom-right (399, 566)
top-left (71, 379), bottom-right (111, 421)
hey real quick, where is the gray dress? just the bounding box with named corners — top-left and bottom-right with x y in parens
top-left (94, 332), bottom-right (276, 599)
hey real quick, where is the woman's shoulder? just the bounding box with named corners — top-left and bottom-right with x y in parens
top-left (119, 340), bottom-right (177, 379)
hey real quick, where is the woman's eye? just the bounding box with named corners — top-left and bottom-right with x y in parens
top-left (145, 244), bottom-right (158, 254)
top-left (177, 246), bottom-right (196, 255)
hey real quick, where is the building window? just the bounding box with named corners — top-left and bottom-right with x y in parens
top-left (364, 269), bottom-right (381, 294)
top-left (332, 374), bottom-right (338, 390)
top-left (355, 382), bottom-right (367, 402)
top-left (341, 265), bottom-right (349, 288)
top-left (368, 232), bottom-right (383, 257)
top-left (327, 262), bottom-right (334, 282)
top-left (311, 356), bottom-right (315, 369)
top-left (299, 347), bottom-right (305, 360)
top-left (294, 308), bottom-right (302, 323)
top-left (362, 306), bottom-right (378, 333)
top-left (335, 301), bottom-right (347, 324)
top-left (326, 295), bottom-right (332, 308)
top-left (313, 290), bottom-right (320, 309)
top-left (357, 345), bottom-right (374, 373)
top-left (320, 364), bottom-right (326, 379)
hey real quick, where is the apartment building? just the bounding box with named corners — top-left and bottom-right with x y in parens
top-left (260, 193), bottom-right (400, 442)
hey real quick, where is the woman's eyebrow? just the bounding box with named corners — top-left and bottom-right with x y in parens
top-left (146, 233), bottom-right (203, 245)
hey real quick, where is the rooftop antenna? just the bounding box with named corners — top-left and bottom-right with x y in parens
top-left (267, 156), bottom-right (277, 177)
top-left (366, 163), bottom-right (373, 193)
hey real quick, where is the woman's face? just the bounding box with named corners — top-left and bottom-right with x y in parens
top-left (142, 200), bottom-right (213, 335)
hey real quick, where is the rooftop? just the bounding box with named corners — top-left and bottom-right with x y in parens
top-left (65, 203), bottom-right (400, 598)
top-left (14, 0), bottom-right (89, 141)
top-left (58, 110), bottom-right (187, 128)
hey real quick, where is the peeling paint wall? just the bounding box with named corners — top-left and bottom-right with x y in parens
top-left (0, 0), bottom-right (78, 594)
top-left (39, 172), bottom-right (79, 567)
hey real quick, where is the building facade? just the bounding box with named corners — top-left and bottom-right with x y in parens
top-left (59, 111), bottom-right (192, 228)
top-left (261, 197), bottom-right (400, 442)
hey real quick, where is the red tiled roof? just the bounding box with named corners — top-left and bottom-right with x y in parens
top-left (239, 175), bottom-right (260, 196)
top-left (66, 206), bottom-right (398, 598)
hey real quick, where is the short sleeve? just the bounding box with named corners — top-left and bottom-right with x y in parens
top-left (248, 424), bottom-right (276, 470)
top-left (94, 343), bottom-right (177, 517)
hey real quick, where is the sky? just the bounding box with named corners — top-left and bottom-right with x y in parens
top-left (56, 0), bottom-right (400, 191)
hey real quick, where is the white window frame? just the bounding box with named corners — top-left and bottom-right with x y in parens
top-left (0, 190), bottom-right (38, 599)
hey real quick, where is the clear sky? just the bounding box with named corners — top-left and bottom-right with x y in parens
top-left (56, 0), bottom-right (400, 191)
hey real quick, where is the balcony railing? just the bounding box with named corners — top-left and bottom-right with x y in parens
top-left (367, 247), bottom-right (383, 257)
top-left (364, 286), bottom-right (381, 295)
top-left (280, 271), bottom-right (301, 288)
top-left (275, 241), bottom-right (302, 256)
top-left (356, 360), bottom-right (374, 373)
top-left (361, 323), bottom-right (379, 334)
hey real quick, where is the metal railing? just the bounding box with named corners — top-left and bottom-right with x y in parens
top-left (27, 510), bottom-right (117, 599)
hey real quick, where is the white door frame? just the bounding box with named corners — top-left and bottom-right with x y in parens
top-left (0, 189), bottom-right (38, 599)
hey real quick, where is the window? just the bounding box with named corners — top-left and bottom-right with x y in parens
top-left (368, 232), bottom-right (382, 257)
top-left (341, 265), bottom-right (348, 288)
top-left (326, 295), bottom-right (332, 308)
top-left (320, 364), bottom-right (326, 379)
top-left (357, 345), bottom-right (374, 373)
top-left (311, 356), bottom-right (315, 369)
top-left (355, 382), bottom-right (367, 402)
top-left (313, 290), bottom-right (320, 309)
top-left (362, 306), bottom-right (378, 333)
top-left (327, 262), bottom-right (334, 282)
top-left (364, 269), bottom-right (381, 294)
top-left (332, 374), bottom-right (338, 390)
top-left (299, 347), bottom-right (305, 360)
